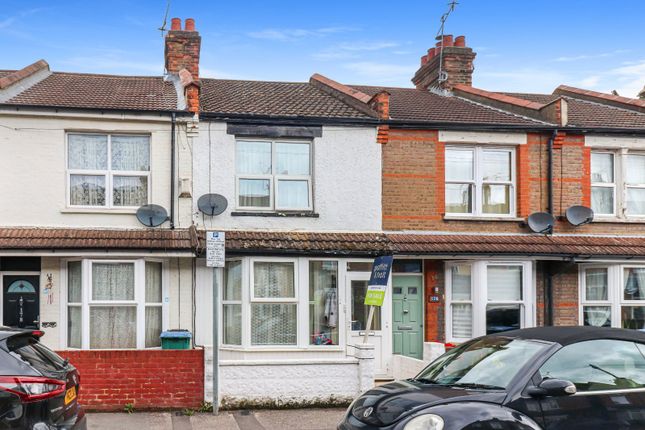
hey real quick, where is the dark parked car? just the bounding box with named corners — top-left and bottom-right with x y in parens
top-left (339, 326), bottom-right (645, 430)
top-left (0, 328), bottom-right (86, 429)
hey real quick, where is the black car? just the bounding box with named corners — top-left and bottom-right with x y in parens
top-left (0, 328), bottom-right (86, 429)
top-left (339, 326), bottom-right (645, 430)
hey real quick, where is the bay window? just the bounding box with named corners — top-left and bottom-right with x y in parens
top-left (591, 150), bottom-right (645, 218)
top-left (446, 261), bottom-right (533, 342)
top-left (221, 258), bottom-right (341, 348)
top-left (580, 265), bottom-right (645, 329)
top-left (64, 259), bottom-right (166, 349)
top-left (67, 133), bottom-right (150, 208)
top-left (236, 140), bottom-right (312, 211)
top-left (445, 146), bottom-right (515, 216)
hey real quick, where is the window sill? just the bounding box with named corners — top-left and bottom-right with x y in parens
top-left (61, 208), bottom-right (138, 215)
top-left (231, 211), bottom-right (319, 218)
top-left (443, 215), bottom-right (524, 222)
top-left (220, 346), bottom-right (344, 352)
top-left (591, 217), bottom-right (645, 224)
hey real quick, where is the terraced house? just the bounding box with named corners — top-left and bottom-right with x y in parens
top-left (1, 16), bottom-right (644, 412)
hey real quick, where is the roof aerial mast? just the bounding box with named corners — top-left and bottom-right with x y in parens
top-left (436, 0), bottom-right (459, 86)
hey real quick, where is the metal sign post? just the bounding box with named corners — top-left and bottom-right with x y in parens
top-left (363, 255), bottom-right (393, 344)
top-left (207, 231), bottom-right (225, 415)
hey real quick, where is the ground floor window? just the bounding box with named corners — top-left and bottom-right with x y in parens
top-left (222, 257), bottom-right (340, 348)
top-left (580, 265), bottom-right (645, 329)
top-left (446, 261), bottom-right (533, 343)
top-left (65, 259), bottom-right (166, 349)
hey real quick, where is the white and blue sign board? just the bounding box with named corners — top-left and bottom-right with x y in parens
top-left (365, 255), bottom-right (393, 306)
top-left (206, 231), bottom-right (225, 268)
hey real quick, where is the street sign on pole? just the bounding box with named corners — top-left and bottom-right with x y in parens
top-left (206, 231), bottom-right (225, 268)
top-left (363, 255), bottom-right (393, 343)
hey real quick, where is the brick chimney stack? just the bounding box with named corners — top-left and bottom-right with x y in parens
top-left (412, 35), bottom-right (476, 91)
top-left (165, 18), bottom-right (201, 112)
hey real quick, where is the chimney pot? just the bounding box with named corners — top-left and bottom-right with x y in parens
top-left (421, 55), bottom-right (428, 66)
top-left (455, 35), bottom-right (466, 47)
top-left (442, 35), bottom-right (454, 47)
top-left (427, 47), bottom-right (436, 59)
top-left (170, 18), bottom-right (181, 31)
top-left (185, 18), bottom-right (195, 31)
top-left (412, 34), bottom-right (476, 90)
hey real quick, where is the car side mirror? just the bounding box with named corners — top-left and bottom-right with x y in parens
top-left (527, 379), bottom-right (577, 397)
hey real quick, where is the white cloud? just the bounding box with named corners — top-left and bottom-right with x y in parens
top-left (553, 49), bottom-right (630, 62)
top-left (247, 26), bottom-right (355, 41)
top-left (343, 61), bottom-right (416, 84)
top-left (313, 41), bottom-right (400, 61)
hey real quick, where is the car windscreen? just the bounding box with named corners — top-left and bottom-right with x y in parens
top-left (416, 337), bottom-right (549, 389)
top-left (6, 335), bottom-right (68, 375)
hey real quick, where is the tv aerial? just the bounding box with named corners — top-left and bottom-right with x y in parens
top-left (565, 205), bottom-right (594, 226)
top-left (197, 194), bottom-right (228, 216)
top-left (527, 212), bottom-right (555, 234)
top-left (136, 204), bottom-right (169, 227)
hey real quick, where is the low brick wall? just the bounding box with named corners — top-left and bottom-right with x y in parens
top-left (57, 349), bottom-right (204, 411)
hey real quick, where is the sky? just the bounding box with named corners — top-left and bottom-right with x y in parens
top-left (2, 0), bottom-right (644, 97)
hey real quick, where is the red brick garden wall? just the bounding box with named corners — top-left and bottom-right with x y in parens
top-left (57, 349), bottom-right (204, 411)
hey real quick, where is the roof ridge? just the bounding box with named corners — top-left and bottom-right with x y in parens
top-left (562, 95), bottom-right (645, 116)
top-left (555, 84), bottom-right (645, 113)
top-left (51, 71), bottom-right (166, 79)
top-left (454, 94), bottom-right (553, 125)
top-left (201, 77), bottom-right (310, 85)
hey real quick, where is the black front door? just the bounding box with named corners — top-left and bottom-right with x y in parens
top-left (3, 275), bottom-right (39, 329)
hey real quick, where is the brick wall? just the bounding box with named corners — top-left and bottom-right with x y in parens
top-left (57, 350), bottom-right (204, 411)
top-left (424, 260), bottom-right (445, 343)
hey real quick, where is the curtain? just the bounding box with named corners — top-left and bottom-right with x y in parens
top-left (627, 155), bottom-right (645, 184)
top-left (90, 306), bottom-right (136, 349)
top-left (482, 150), bottom-right (511, 181)
top-left (236, 141), bottom-right (271, 174)
top-left (625, 268), bottom-right (645, 300)
top-left (253, 262), bottom-right (294, 298)
top-left (451, 265), bottom-right (471, 300)
top-left (627, 188), bottom-right (645, 216)
top-left (487, 266), bottom-right (522, 301)
top-left (591, 187), bottom-right (614, 214)
top-left (445, 183), bottom-right (472, 213)
top-left (67, 306), bottom-right (82, 348)
top-left (309, 261), bottom-right (338, 345)
top-left (113, 176), bottom-right (147, 206)
top-left (591, 153), bottom-right (613, 183)
top-left (452, 304), bottom-right (472, 338)
top-left (92, 263), bottom-right (135, 301)
top-left (223, 304), bottom-right (242, 345)
top-left (585, 268), bottom-right (608, 300)
top-left (275, 143), bottom-right (310, 175)
top-left (69, 175), bottom-right (106, 206)
top-left (68, 134), bottom-right (107, 170)
top-left (145, 262), bottom-right (162, 303)
top-left (584, 306), bottom-right (611, 327)
top-left (483, 184), bottom-right (510, 214)
top-left (111, 136), bottom-right (150, 171)
top-left (238, 179), bottom-right (270, 207)
top-left (277, 180), bottom-right (309, 209)
top-left (145, 307), bottom-right (162, 348)
top-left (251, 303), bottom-right (297, 345)
top-left (224, 261), bottom-right (242, 301)
top-left (67, 261), bottom-right (82, 303)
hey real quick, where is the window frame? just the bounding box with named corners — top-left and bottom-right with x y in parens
top-left (220, 256), bottom-right (346, 350)
top-left (579, 264), bottom-right (645, 329)
top-left (235, 139), bottom-right (313, 212)
top-left (591, 151), bottom-right (617, 217)
top-left (66, 132), bottom-right (151, 210)
top-left (591, 149), bottom-right (645, 220)
top-left (60, 258), bottom-right (168, 350)
top-left (445, 260), bottom-right (534, 343)
top-left (445, 145), bottom-right (516, 217)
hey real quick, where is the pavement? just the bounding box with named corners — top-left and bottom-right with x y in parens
top-left (87, 408), bottom-right (347, 430)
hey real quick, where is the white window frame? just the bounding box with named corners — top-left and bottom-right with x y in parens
top-left (591, 151), bottom-right (617, 217)
top-left (579, 264), bottom-right (645, 328)
top-left (60, 258), bottom-right (168, 350)
top-left (445, 260), bottom-right (534, 343)
top-left (66, 133), bottom-right (151, 209)
top-left (235, 139), bottom-right (313, 212)
top-left (591, 149), bottom-right (645, 220)
top-left (445, 145), bottom-right (516, 217)
top-left (221, 256), bottom-right (345, 350)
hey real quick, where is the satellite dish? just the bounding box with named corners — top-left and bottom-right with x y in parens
top-left (566, 205), bottom-right (594, 226)
top-left (197, 193), bottom-right (228, 216)
top-left (136, 204), bottom-right (169, 227)
top-left (527, 212), bottom-right (555, 234)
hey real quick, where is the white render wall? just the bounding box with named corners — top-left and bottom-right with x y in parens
top-left (0, 109), bottom-right (194, 228)
top-left (192, 122), bottom-right (382, 231)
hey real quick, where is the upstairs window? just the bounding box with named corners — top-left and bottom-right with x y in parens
top-left (445, 147), bottom-right (515, 216)
top-left (236, 140), bottom-right (312, 211)
top-left (67, 133), bottom-right (150, 209)
top-left (591, 150), bottom-right (645, 218)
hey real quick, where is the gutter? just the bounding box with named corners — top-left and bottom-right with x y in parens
top-left (0, 103), bottom-right (192, 118)
top-left (197, 112), bottom-right (379, 127)
top-left (170, 112), bottom-right (176, 229)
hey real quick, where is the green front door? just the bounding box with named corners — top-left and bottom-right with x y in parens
top-left (392, 275), bottom-right (423, 359)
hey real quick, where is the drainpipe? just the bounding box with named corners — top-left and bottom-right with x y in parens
top-left (170, 112), bottom-right (176, 229)
top-left (544, 129), bottom-right (558, 326)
